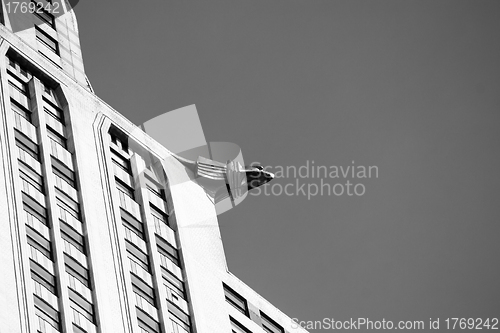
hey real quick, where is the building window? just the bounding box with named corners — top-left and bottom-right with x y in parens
top-left (30, 260), bottom-right (56, 294)
top-left (56, 196), bottom-right (80, 220)
top-left (44, 102), bottom-right (64, 123)
top-left (26, 225), bottom-right (52, 259)
top-left (8, 74), bottom-right (28, 95)
top-left (163, 270), bottom-right (186, 300)
top-left (156, 235), bottom-right (179, 266)
top-left (116, 178), bottom-right (135, 199)
top-left (53, 161), bottom-right (76, 188)
top-left (41, 82), bottom-right (60, 105)
top-left (12, 99), bottom-right (32, 122)
top-left (151, 205), bottom-right (168, 226)
top-left (23, 194), bottom-right (47, 223)
top-left (16, 136), bottom-right (39, 160)
top-left (109, 128), bottom-right (129, 153)
top-left (65, 255), bottom-right (90, 287)
top-left (32, 1), bottom-right (55, 28)
top-left (131, 273), bottom-right (156, 307)
top-left (169, 304), bottom-right (190, 325)
top-left (223, 284), bottom-right (248, 316)
top-left (168, 309), bottom-right (191, 332)
top-left (19, 161), bottom-right (44, 192)
top-left (126, 241), bottom-right (150, 272)
top-left (146, 179), bottom-right (165, 200)
top-left (136, 308), bottom-right (161, 333)
top-left (47, 127), bottom-right (67, 148)
top-left (35, 26), bottom-right (59, 55)
top-left (68, 288), bottom-right (95, 323)
top-left (230, 317), bottom-right (252, 333)
top-left (60, 221), bottom-right (85, 253)
top-left (34, 295), bottom-right (60, 330)
top-left (73, 324), bottom-right (87, 333)
top-left (16, 136), bottom-right (39, 162)
top-left (260, 312), bottom-right (284, 333)
top-left (111, 148), bottom-right (132, 174)
top-left (121, 209), bottom-right (144, 236)
top-left (43, 83), bottom-right (51, 95)
top-left (7, 57), bottom-right (33, 80)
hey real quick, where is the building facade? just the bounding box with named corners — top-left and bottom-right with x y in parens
top-left (0, 2), bottom-right (309, 333)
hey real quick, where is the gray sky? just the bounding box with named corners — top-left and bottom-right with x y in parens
top-left (76, 1), bottom-right (500, 331)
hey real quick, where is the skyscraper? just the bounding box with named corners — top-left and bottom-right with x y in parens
top-left (0, 2), bottom-right (308, 332)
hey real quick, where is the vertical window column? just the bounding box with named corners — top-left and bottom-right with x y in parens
top-left (41, 84), bottom-right (98, 333)
top-left (108, 136), bottom-right (164, 333)
top-left (28, 75), bottom-right (75, 333)
top-left (129, 154), bottom-right (192, 333)
top-left (5, 58), bottom-right (64, 333)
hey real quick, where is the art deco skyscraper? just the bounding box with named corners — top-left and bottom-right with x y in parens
top-left (0, 2), bottom-right (308, 332)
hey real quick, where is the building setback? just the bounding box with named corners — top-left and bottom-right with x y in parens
top-left (0, 2), bottom-right (309, 333)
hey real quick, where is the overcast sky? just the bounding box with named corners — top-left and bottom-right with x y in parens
top-left (75, 1), bottom-right (500, 331)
